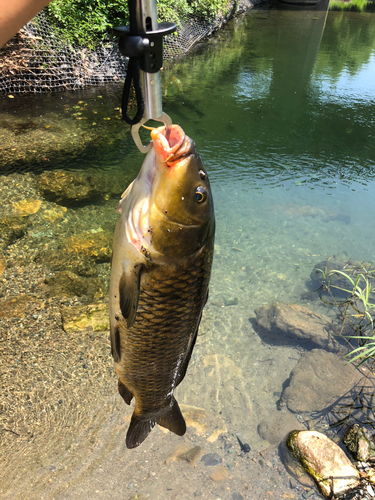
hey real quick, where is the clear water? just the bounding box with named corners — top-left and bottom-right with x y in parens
top-left (1, 4), bottom-right (375, 499)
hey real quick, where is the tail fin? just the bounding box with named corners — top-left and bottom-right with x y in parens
top-left (125, 398), bottom-right (186, 449)
top-left (158, 397), bottom-right (186, 436)
top-left (126, 414), bottom-right (157, 449)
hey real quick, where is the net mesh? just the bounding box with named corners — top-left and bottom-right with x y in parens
top-left (0, 2), bottom-right (246, 94)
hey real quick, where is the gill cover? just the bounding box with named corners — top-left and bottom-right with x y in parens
top-left (148, 125), bottom-right (214, 258)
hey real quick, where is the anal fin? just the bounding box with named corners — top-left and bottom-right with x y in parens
top-left (158, 397), bottom-right (186, 437)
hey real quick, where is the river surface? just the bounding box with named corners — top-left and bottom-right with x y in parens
top-left (1, 4), bottom-right (375, 499)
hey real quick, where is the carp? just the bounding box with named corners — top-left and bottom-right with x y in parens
top-left (109, 124), bottom-right (215, 448)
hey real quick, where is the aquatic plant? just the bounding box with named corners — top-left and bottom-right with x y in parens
top-left (317, 262), bottom-right (375, 365)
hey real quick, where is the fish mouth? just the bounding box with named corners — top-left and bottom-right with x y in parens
top-left (151, 125), bottom-right (192, 166)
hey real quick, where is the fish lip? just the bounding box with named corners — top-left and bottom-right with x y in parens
top-left (151, 125), bottom-right (192, 165)
top-left (164, 125), bottom-right (186, 154)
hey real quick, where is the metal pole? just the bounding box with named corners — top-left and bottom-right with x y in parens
top-left (130, 0), bottom-right (162, 121)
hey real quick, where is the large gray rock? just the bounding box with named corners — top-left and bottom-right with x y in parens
top-left (280, 349), bottom-right (363, 413)
top-left (255, 302), bottom-right (340, 351)
top-left (287, 430), bottom-right (360, 498)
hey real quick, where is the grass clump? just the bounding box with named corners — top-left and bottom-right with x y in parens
top-left (318, 262), bottom-right (375, 366)
top-left (329, 0), bottom-right (375, 12)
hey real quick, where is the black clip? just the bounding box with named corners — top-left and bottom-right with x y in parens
top-left (113, 22), bottom-right (176, 125)
top-left (113, 22), bottom-right (176, 74)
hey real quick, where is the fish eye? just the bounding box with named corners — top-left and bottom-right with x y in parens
top-left (195, 186), bottom-right (207, 203)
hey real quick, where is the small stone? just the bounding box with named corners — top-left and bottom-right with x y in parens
top-left (367, 484), bottom-right (375, 497)
top-left (0, 254), bottom-right (6, 275)
top-left (209, 465), bottom-right (228, 482)
top-left (343, 424), bottom-right (371, 462)
top-left (258, 411), bottom-right (303, 445)
top-left (185, 446), bottom-right (203, 465)
top-left (224, 297), bottom-right (238, 306)
top-left (201, 453), bottom-right (222, 466)
top-left (178, 446), bottom-right (203, 465)
top-left (165, 443), bottom-right (191, 466)
top-left (232, 493), bottom-right (244, 500)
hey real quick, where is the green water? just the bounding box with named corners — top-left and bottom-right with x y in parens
top-left (1, 5), bottom-right (375, 500)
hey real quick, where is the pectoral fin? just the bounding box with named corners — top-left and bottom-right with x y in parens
top-left (110, 323), bottom-right (121, 363)
top-left (119, 264), bottom-right (142, 328)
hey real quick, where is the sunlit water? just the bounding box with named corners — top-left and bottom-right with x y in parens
top-left (1, 4), bottom-right (375, 499)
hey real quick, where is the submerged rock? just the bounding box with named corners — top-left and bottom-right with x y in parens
top-left (343, 424), bottom-right (373, 462)
top-left (258, 411), bottom-right (304, 445)
top-left (201, 453), bottom-right (222, 466)
top-left (255, 302), bottom-right (340, 351)
top-left (61, 302), bottom-right (109, 333)
top-left (0, 215), bottom-right (31, 249)
top-left (35, 230), bottom-right (112, 276)
top-left (280, 349), bottom-right (363, 414)
top-left (0, 295), bottom-right (42, 319)
top-left (43, 271), bottom-right (106, 301)
top-left (287, 430), bottom-right (360, 498)
top-left (37, 168), bottom-right (132, 206)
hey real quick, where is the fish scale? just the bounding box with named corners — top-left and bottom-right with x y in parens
top-left (115, 254), bottom-right (211, 410)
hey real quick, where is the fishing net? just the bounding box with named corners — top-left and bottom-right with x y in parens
top-left (0, 1), bottom-right (250, 94)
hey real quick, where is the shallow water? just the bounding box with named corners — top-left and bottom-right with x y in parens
top-left (1, 4), bottom-right (375, 500)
